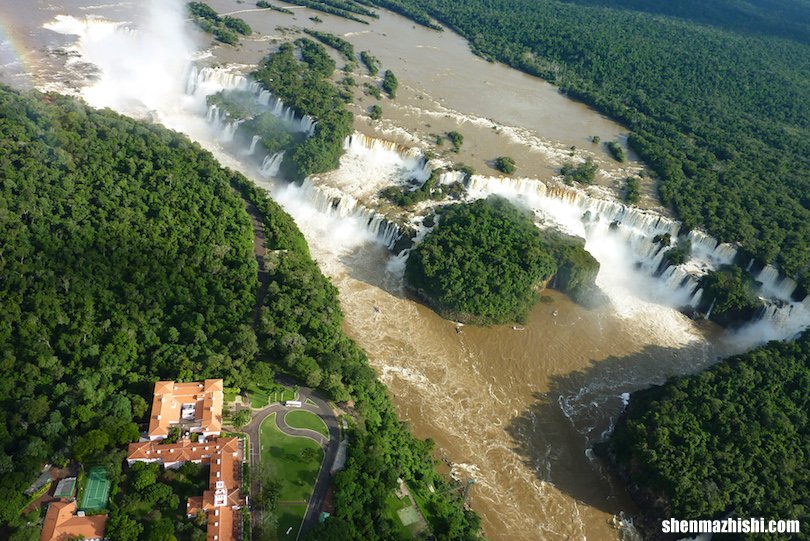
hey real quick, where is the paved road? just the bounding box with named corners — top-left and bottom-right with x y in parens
top-left (242, 196), bottom-right (271, 327)
top-left (243, 383), bottom-right (340, 539)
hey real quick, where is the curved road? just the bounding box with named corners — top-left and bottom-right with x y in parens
top-left (243, 384), bottom-right (340, 539)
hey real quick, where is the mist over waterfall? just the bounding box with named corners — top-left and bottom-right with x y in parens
top-left (44, 1), bottom-right (193, 120)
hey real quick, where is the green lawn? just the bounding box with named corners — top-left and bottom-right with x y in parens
top-left (384, 492), bottom-right (416, 539)
top-left (260, 413), bottom-right (323, 502)
top-left (273, 503), bottom-right (307, 540)
top-left (260, 413), bottom-right (323, 540)
top-left (284, 410), bottom-right (328, 438)
top-left (248, 384), bottom-right (295, 408)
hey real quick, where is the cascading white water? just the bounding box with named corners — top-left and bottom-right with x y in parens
top-left (463, 174), bottom-right (810, 338)
top-left (220, 119), bottom-right (243, 143)
top-left (438, 170), bottom-right (467, 185)
top-left (757, 264), bottom-right (798, 301)
top-left (187, 66), bottom-right (317, 135)
top-left (43, 0), bottom-right (808, 346)
top-left (686, 230), bottom-right (738, 267)
top-left (247, 135), bottom-right (261, 155)
top-left (282, 178), bottom-right (402, 249)
top-left (260, 151), bottom-right (285, 178)
top-left (307, 132), bottom-right (433, 203)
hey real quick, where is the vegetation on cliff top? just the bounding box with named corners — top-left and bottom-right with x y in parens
top-left (407, 198), bottom-right (575, 323)
top-left (697, 265), bottom-right (764, 326)
top-left (232, 179), bottom-right (483, 540)
top-left (253, 40), bottom-right (353, 180)
top-left (602, 333), bottom-right (810, 539)
top-left (0, 85), bottom-right (257, 529)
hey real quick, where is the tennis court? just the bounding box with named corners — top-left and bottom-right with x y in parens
top-left (79, 467), bottom-right (110, 511)
top-left (53, 477), bottom-right (76, 499)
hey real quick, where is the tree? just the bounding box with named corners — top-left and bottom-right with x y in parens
top-left (231, 409), bottom-right (252, 429)
top-left (447, 131), bottom-right (464, 152)
top-left (369, 104), bottom-right (382, 120)
top-left (405, 197), bottom-right (557, 323)
top-left (382, 70), bottom-right (398, 98)
top-left (105, 510), bottom-right (143, 541)
top-left (73, 430), bottom-right (109, 463)
top-left (493, 156), bottom-right (516, 174)
top-left (624, 176), bottom-right (641, 205)
top-left (606, 140), bottom-right (626, 162)
top-left (561, 158), bottom-right (598, 184)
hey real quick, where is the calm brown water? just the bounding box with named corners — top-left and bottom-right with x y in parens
top-left (206, 0), bottom-right (659, 206)
top-left (4, 2), bottom-right (726, 540)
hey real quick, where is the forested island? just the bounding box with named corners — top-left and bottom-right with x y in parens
top-left (599, 333), bottom-right (810, 540)
top-left (0, 85), bottom-right (480, 540)
top-left (363, 0), bottom-right (810, 293)
top-left (405, 198), bottom-right (599, 324)
top-left (253, 39), bottom-right (354, 180)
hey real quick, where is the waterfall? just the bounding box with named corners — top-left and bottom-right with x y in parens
top-left (220, 119), bottom-right (243, 143)
top-left (463, 174), bottom-right (809, 328)
top-left (345, 132), bottom-right (424, 159)
top-left (187, 66), bottom-right (317, 135)
top-left (327, 133), bottom-right (432, 200)
top-left (438, 170), bottom-right (467, 185)
top-left (186, 65), bottom-right (808, 337)
top-left (687, 230), bottom-right (738, 267)
top-left (247, 135), bottom-right (261, 155)
top-left (260, 151), bottom-right (285, 178)
top-left (293, 179), bottom-right (403, 249)
top-left (705, 298), bottom-right (716, 320)
top-left (757, 264), bottom-right (797, 301)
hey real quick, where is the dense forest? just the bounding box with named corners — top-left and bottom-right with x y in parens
top-left (253, 40), bottom-right (354, 180)
top-left (405, 198), bottom-right (554, 323)
top-left (601, 332), bottom-right (810, 540)
top-left (0, 85), bottom-right (480, 540)
top-left (365, 0), bottom-right (810, 288)
top-left (406, 198), bottom-right (601, 322)
top-left (0, 85), bottom-right (257, 532)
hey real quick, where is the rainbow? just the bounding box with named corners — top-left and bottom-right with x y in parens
top-left (0, 13), bottom-right (39, 82)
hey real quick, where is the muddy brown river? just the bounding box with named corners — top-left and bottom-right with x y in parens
top-left (3, 2), bottom-right (734, 539)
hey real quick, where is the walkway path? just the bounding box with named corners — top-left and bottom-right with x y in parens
top-left (242, 197), bottom-right (271, 326)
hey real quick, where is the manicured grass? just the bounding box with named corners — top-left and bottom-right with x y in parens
top-left (259, 414), bottom-right (323, 502)
top-left (248, 384), bottom-right (295, 408)
top-left (284, 410), bottom-right (328, 438)
top-left (273, 503), bottom-right (307, 540)
top-left (384, 492), bottom-right (415, 539)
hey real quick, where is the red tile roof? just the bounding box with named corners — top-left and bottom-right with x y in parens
top-left (147, 379), bottom-right (223, 439)
top-left (128, 436), bottom-right (245, 541)
top-left (40, 500), bottom-right (106, 541)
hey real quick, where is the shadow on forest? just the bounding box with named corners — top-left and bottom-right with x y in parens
top-left (504, 341), bottom-right (717, 515)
